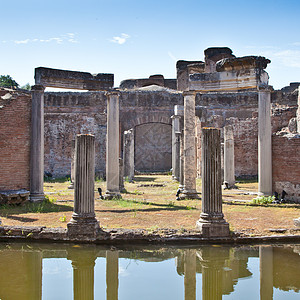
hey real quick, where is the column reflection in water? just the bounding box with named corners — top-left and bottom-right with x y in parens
top-left (197, 246), bottom-right (230, 300)
top-left (184, 249), bottom-right (196, 300)
top-left (106, 250), bottom-right (119, 300)
top-left (260, 246), bottom-right (273, 300)
top-left (69, 249), bottom-right (97, 300)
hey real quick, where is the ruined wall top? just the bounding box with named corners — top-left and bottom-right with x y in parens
top-left (35, 67), bottom-right (114, 90)
top-left (177, 47), bottom-right (271, 92)
top-left (119, 74), bottom-right (177, 90)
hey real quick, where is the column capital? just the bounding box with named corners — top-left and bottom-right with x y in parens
top-left (258, 84), bottom-right (273, 92)
top-left (105, 90), bottom-right (120, 97)
top-left (182, 90), bottom-right (196, 97)
top-left (31, 85), bottom-right (45, 92)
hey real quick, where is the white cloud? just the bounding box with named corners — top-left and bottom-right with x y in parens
top-left (12, 33), bottom-right (78, 45)
top-left (110, 33), bottom-right (130, 45)
top-left (14, 39), bottom-right (30, 44)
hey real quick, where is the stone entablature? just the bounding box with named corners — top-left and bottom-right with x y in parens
top-left (120, 74), bottom-right (177, 90)
top-left (177, 47), bottom-right (271, 92)
top-left (35, 67), bottom-right (114, 90)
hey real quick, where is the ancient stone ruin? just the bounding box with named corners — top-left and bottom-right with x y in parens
top-left (0, 46), bottom-right (300, 236)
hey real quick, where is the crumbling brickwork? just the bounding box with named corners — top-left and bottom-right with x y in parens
top-left (272, 134), bottom-right (300, 202)
top-left (0, 89), bottom-right (31, 190)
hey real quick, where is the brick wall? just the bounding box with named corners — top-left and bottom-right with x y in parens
top-left (272, 134), bottom-right (300, 202)
top-left (0, 89), bottom-right (31, 190)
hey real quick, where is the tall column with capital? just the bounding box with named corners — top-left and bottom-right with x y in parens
top-left (258, 86), bottom-right (272, 196)
top-left (197, 128), bottom-right (229, 237)
top-left (223, 125), bottom-right (235, 188)
top-left (67, 134), bottom-right (100, 238)
top-left (181, 92), bottom-right (199, 199)
top-left (297, 84), bottom-right (300, 133)
top-left (30, 85), bottom-right (45, 202)
top-left (105, 91), bottom-right (121, 199)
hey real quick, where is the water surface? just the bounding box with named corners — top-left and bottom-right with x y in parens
top-left (0, 243), bottom-right (299, 299)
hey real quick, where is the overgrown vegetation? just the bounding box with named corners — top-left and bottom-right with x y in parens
top-left (251, 195), bottom-right (275, 205)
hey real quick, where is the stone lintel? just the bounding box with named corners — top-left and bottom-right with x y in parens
top-left (35, 67), bottom-right (114, 90)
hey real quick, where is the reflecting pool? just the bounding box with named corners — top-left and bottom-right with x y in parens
top-left (0, 243), bottom-right (299, 299)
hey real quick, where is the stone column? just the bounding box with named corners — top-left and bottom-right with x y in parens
top-left (119, 158), bottom-right (126, 192)
top-left (69, 249), bottom-right (96, 300)
top-left (67, 134), bottom-right (100, 238)
top-left (181, 92), bottom-right (199, 199)
top-left (123, 129), bottom-right (134, 182)
top-left (223, 125), bottom-right (235, 188)
top-left (197, 128), bottom-right (229, 237)
top-left (259, 246), bottom-right (273, 300)
top-left (171, 115), bottom-right (180, 181)
top-left (105, 92), bottom-right (121, 199)
top-left (68, 139), bottom-right (76, 189)
top-left (106, 250), bottom-right (119, 300)
top-left (30, 85), bottom-right (45, 202)
top-left (258, 86), bottom-right (272, 196)
top-left (179, 116), bottom-right (185, 190)
top-left (184, 249), bottom-right (196, 300)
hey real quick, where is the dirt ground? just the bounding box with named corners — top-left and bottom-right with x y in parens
top-left (1, 175), bottom-right (299, 237)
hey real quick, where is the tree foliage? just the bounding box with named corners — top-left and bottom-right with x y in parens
top-left (0, 75), bottom-right (19, 89)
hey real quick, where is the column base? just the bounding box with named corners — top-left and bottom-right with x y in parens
top-left (30, 193), bottom-right (45, 202)
top-left (196, 219), bottom-right (230, 237)
top-left (104, 191), bottom-right (122, 200)
top-left (179, 189), bottom-right (200, 200)
top-left (67, 213), bottom-right (100, 238)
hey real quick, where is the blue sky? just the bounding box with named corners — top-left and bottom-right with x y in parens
top-left (0, 0), bottom-right (299, 89)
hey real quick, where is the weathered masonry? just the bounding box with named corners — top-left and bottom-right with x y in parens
top-left (0, 47), bottom-right (299, 203)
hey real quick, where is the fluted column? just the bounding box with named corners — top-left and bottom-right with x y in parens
top-left (105, 91), bottom-right (121, 199)
top-left (67, 134), bottom-right (100, 238)
top-left (68, 139), bottom-right (76, 189)
top-left (123, 129), bottom-right (134, 182)
top-left (106, 250), bottom-right (119, 300)
top-left (259, 246), bottom-right (273, 300)
top-left (258, 86), bottom-right (272, 196)
top-left (197, 128), bottom-right (229, 237)
top-left (198, 247), bottom-right (229, 300)
top-left (69, 250), bottom-right (96, 300)
top-left (30, 85), bottom-right (45, 202)
top-left (223, 125), bottom-right (235, 188)
top-left (184, 249), bottom-right (196, 300)
top-left (181, 92), bottom-right (199, 199)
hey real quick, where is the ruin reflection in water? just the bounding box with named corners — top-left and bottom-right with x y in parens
top-left (0, 243), bottom-right (300, 299)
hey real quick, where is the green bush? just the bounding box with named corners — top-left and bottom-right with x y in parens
top-left (251, 195), bottom-right (275, 205)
